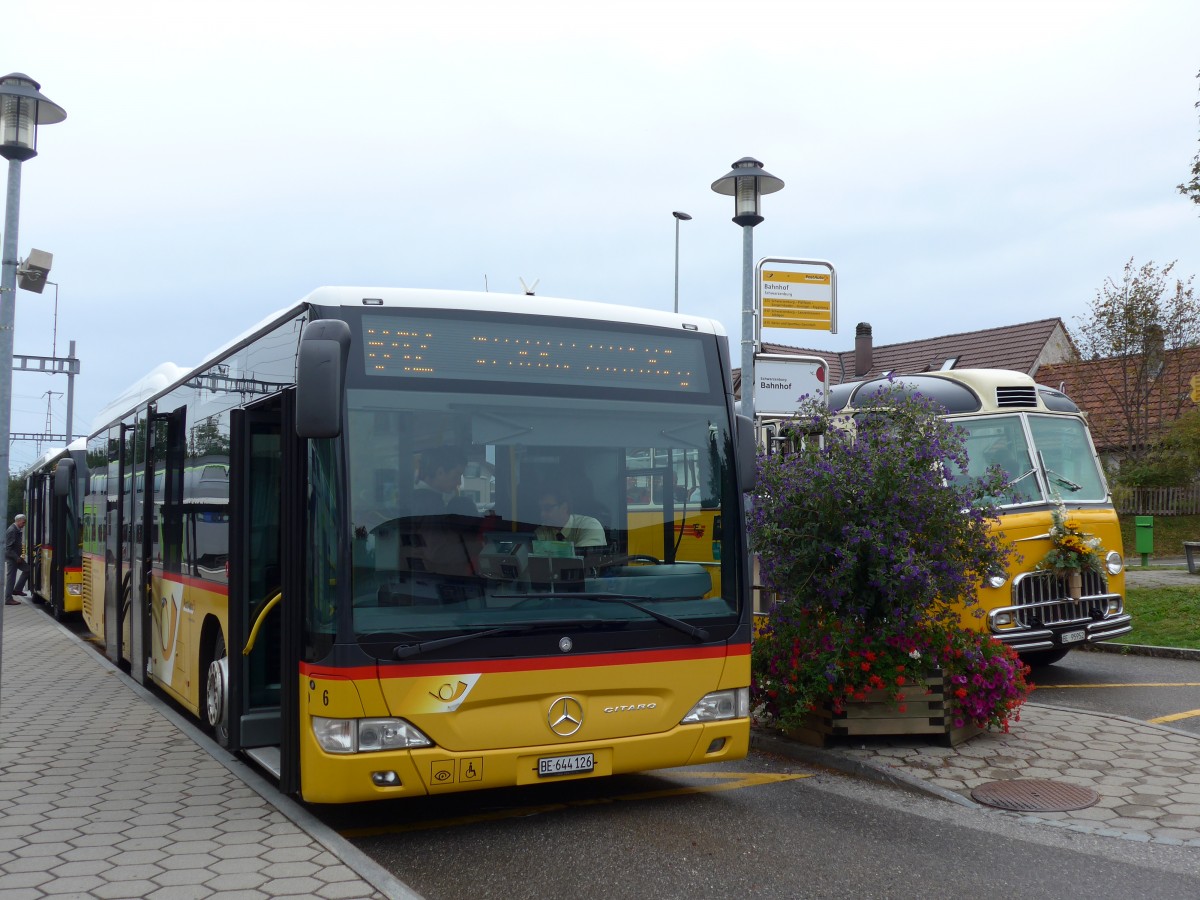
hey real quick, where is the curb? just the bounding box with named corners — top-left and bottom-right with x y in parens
top-left (1080, 641), bottom-right (1200, 662)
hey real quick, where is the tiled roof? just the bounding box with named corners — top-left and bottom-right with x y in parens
top-left (1037, 346), bottom-right (1200, 453)
top-left (733, 317), bottom-right (1075, 397)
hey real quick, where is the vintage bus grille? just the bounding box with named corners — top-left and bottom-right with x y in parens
top-left (995, 386), bottom-right (1038, 407)
top-left (1011, 569), bottom-right (1108, 626)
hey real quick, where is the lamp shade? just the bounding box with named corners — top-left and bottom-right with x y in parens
top-left (710, 157), bottom-right (783, 227)
top-left (0, 73), bottom-right (67, 162)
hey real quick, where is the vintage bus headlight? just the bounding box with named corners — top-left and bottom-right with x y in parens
top-left (312, 716), bottom-right (433, 753)
top-left (986, 571), bottom-right (1008, 589)
top-left (67, 583), bottom-right (82, 596)
top-left (681, 688), bottom-right (750, 723)
top-left (1105, 551), bottom-right (1124, 575)
top-left (992, 611), bottom-right (1014, 628)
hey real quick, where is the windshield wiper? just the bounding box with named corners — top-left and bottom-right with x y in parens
top-left (493, 592), bottom-right (711, 641)
top-left (1008, 467), bottom-right (1037, 487)
top-left (1047, 471), bottom-right (1081, 492)
top-left (392, 624), bottom-right (536, 660)
top-left (1037, 451), bottom-right (1081, 492)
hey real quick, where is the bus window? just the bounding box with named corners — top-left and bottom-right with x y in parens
top-left (947, 415), bottom-right (1043, 505)
top-left (1027, 415), bottom-right (1107, 501)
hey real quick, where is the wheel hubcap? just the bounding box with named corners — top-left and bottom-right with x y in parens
top-left (207, 656), bottom-right (229, 729)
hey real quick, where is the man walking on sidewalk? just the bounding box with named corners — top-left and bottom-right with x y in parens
top-left (6, 513), bottom-right (29, 605)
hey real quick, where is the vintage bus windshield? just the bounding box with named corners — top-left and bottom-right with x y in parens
top-left (946, 413), bottom-right (1108, 505)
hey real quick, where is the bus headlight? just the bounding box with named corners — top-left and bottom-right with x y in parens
top-left (992, 611), bottom-right (1014, 628)
top-left (681, 688), bottom-right (749, 723)
top-left (67, 583), bottom-right (82, 596)
top-left (1105, 551), bottom-right (1124, 575)
top-left (986, 571), bottom-right (1008, 589)
top-left (312, 716), bottom-right (433, 754)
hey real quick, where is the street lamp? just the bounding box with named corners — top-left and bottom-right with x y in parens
top-left (0, 73), bottom-right (66, 695)
top-left (672, 211), bottom-right (691, 314)
top-left (710, 157), bottom-right (783, 423)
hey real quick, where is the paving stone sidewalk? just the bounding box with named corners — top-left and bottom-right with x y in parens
top-left (0, 599), bottom-right (420, 900)
top-left (755, 701), bottom-right (1200, 847)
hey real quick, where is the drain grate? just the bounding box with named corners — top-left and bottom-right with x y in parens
top-left (971, 778), bottom-right (1100, 812)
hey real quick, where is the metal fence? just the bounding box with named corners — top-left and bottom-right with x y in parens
top-left (1112, 485), bottom-right (1200, 516)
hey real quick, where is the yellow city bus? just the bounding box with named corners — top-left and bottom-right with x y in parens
top-left (23, 440), bottom-right (86, 621)
top-left (825, 369), bottom-right (1131, 666)
top-left (76, 287), bottom-right (756, 804)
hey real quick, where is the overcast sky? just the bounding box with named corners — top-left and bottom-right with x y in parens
top-left (5, 0), bottom-right (1199, 471)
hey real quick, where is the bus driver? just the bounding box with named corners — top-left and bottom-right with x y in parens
top-left (534, 483), bottom-right (606, 551)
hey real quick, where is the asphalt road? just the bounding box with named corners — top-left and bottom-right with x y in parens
top-left (313, 648), bottom-right (1200, 898)
top-left (319, 751), bottom-right (1200, 899)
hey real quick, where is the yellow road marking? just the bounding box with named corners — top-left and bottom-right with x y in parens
top-left (1034, 682), bottom-right (1200, 689)
top-left (1149, 709), bottom-right (1200, 724)
top-left (340, 772), bottom-right (811, 837)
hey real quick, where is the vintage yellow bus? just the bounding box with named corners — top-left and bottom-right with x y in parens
top-left (824, 369), bottom-right (1131, 666)
top-left (74, 287), bottom-right (757, 803)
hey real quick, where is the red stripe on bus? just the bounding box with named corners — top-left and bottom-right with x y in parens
top-left (302, 643), bottom-right (751, 681)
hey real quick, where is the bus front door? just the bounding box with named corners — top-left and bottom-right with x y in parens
top-left (229, 392), bottom-right (304, 796)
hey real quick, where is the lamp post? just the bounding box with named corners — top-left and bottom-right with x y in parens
top-left (0, 73), bottom-right (66, 698)
top-left (710, 157), bottom-right (783, 423)
top-left (672, 211), bottom-right (691, 314)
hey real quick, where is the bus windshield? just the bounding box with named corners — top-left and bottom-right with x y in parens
top-left (947, 413), bottom-right (1107, 506)
top-left (344, 382), bottom-right (738, 652)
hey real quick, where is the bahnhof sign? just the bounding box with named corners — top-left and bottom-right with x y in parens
top-left (757, 258), bottom-right (837, 335)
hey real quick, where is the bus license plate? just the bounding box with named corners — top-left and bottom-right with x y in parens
top-left (538, 753), bottom-right (595, 777)
top-left (1061, 630), bottom-right (1086, 644)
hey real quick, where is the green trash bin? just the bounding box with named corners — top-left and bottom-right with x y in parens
top-left (1135, 515), bottom-right (1153, 567)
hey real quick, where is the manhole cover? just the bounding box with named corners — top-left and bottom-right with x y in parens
top-left (971, 778), bottom-right (1099, 812)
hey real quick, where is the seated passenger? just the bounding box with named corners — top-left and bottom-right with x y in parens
top-left (534, 483), bottom-right (606, 551)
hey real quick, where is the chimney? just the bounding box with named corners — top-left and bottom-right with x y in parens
top-left (854, 322), bottom-right (873, 377)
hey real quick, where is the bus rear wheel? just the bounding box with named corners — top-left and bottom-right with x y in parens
top-left (1020, 647), bottom-right (1070, 667)
top-left (205, 631), bottom-right (231, 748)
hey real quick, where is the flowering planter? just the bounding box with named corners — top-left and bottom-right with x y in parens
top-left (784, 672), bottom-right (983, 749)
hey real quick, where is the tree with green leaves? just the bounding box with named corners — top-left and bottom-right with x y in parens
top-left (1072, 258), bottom-right (1199, 466)
top-left (1179, 69), bottom-right (1200, 211)
top-left (8, 475), bottom-right (24, 522)
top-left (1122, 408), bottom-right (1200, 487)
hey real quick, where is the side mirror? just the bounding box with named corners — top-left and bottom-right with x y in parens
top-left (296, 319), bottom-right (351, 438)
top-left (736, 415), bottom-right (757, 492)
top-left (54, 458), bottom-right (75, 498)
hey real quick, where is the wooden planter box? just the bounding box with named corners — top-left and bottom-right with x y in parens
top-left (785, 673), bottom-right (983, 748)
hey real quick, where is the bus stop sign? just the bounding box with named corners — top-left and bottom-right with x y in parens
top-left (753, 352), bottom-right (828, 417)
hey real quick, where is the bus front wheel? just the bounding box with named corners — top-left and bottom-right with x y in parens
top-left (205, 631), bottom-right (231, 748)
